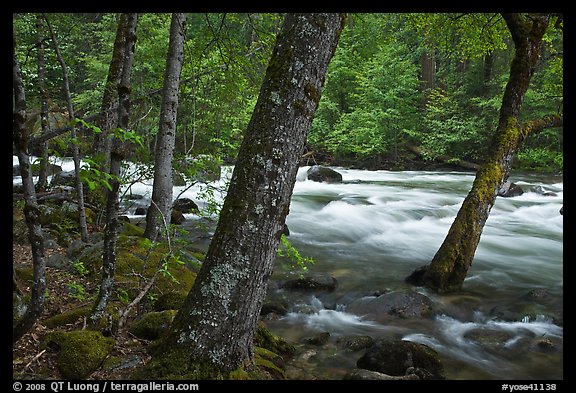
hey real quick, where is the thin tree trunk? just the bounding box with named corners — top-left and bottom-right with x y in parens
top-left (35, 14), bottom-right (50, 192)
top-left (43, 14), bottom-right (89, 242)
top-left (149, 13), bottom-right (346, 378)
top-left (13, 32), bottom-right (47, 345)
top-left (144, 13), bottom-right (187, 240)
top-left (91, 13), bottom-right (138, 324)
top-left (406, 13), bottom-right (554, 293)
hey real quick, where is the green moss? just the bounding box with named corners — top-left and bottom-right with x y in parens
top-left (14, 267), bottom-right (34, 284)
top-left (254, 321), bottom-right (296, 356)
top-left (113, 239), bottom-right (197, 302)
top-left (43, 330), bottom-right (115, 379)
top-left (128, 310), bottom-right (178, 340)
top-left (153, 291), bottom-right (188, 311)
top-left (253, 347), bottom-right (287, 379)
top-left (120, 222), bottom-right (145, 237)
top-left (131, 346), bottom-right (224, 380)
top-left (43, 306), bottom-right (91, 329)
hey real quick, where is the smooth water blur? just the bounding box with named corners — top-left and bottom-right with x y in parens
top-left (267, 166), bottom-right (563, 380)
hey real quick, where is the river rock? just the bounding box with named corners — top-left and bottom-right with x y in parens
top-left (307, 165), bottom-right (343, 183)
top-left (172, 197), bottom-right (199, 213)
top-left (346, 290), bottom-right (435, 321)
top-left (281, 274), bottom-right (338, 292)
top-left (498, 180), bottom-right (524, 197)
top-left (356, 338), bottom-right (445, 379)
top-left (50, 170), bottom-right (77, 187)
top-left (343, 368), bottom-right (421, 380)
top-left (170, 209), bottom-right (186, 225)
top-left (336, 335), bottom-right (375, 352)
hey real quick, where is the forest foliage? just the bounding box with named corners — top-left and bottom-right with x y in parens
top-left (13, 13), bottom-right (563, 175)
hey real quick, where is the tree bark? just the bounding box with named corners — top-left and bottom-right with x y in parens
top-left (43, 14), bottom-right (89, 242)
top-left (144, 13), bottom-right (187, 241)
top-left (406, 13), bottom-right (554, 293)
top-left (35, 14), bottom-right (50, 192)
top-left (13, 31), bottom-right (47, 345)
top-left (151, 13), bottom-right (346, 377)
top-left (92, 13), bottom-right (126, 171)
top-left (91, 13), bottom-right (138, 324)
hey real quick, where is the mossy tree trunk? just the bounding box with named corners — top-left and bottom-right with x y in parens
top-left (152, 13), bottom-right (346, 377)
top-left (406, 13), bottom-right (558, 293)
top-left (144, 13), bottom-right (187, 241)
top-left (13, 31), bottom-right (47, 345)
top-left (91, 13), bottom-right (138, 324)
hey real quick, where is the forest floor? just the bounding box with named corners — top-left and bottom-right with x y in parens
top-left (12, 243), bottom-right (152, 380)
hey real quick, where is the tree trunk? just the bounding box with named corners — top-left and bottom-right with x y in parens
top-left (43, 14), bottom-right (89, 242)
top-left (35, 14), bottom-right (50, 192)
top-left (150, 13), bottom-right (346, 378)
top-left (13, 31), bottom-right (47, 345)
top-left (92, 13), bottom-right (126, 172)
top-left (91, 13), bottom-right (138, 324)
top-left (482, 50), bottom-right (494, 95)
top-left (144, 13), bottom-right (187, 241)
top-left (406, 13), bottom-right (553, 293)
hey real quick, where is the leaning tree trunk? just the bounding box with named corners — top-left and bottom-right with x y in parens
top-left (144, 13), bottom-right (187, 241)
top-left (92, 13), bottom-right (127, 173)
top-left (13, 32), bottom-right (47, 345)
top-left (149, 13), bottom-right (346, 378)
top-left (43, 14), bottom-right (89, 242)
top-left (91, 13), bottom-right (138, 324)
top-left (406, 13), bottom-right (554, 293)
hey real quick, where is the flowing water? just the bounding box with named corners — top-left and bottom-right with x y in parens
top-left (15, 158), bottom-right (563, 380)
top-left (270, 167), bottom-right (563, 380)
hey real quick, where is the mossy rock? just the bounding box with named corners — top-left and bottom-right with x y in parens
top-left (128, 310), bottom-right (178, 340)
top-left (14, 267), bottom-right (34, 284)
top-left (119, 222), bottom-right (145, 237)
top-left (43, 330), bottom-right (115, 379)
top-left (254, 321), bottom-right (296, 356)
top-left (116, 245), bottom-right (196, 298)
top-left (252, 346), bottom-right (287, 379)
top-left (153, 291), bottom-right (188, 311)
top-left (43, 306), bottom-right (91, 329)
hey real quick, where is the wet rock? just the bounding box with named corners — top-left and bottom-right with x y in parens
top-left (346, 290), bottom-right (435, 321)
top-left (356, 339), bottom-right (445, 380)
top-left (170, 209), bottom-right (186, 225)
top-left (307, 165), bottom-right (343, 183)
top-left (305, 332), bottom-right (331, 346)
top-left (336, 335), bottom-right (375, 352)
top-left (498, 180), bottom-right (524, 197)
top-left (281, 274), bottom-right (338, 292)
top-left (134, 207), bottom-right (147, 215)
top-left (343, 368), bottom-right (420, 380)
top-left (172, 197), bottom-right (199, 213)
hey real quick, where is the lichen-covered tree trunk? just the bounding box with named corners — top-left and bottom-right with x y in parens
top-left (91, 13), bottom-right (138, 323)
top-left (13, 32), bottom-right (47, 345)
top-left (406, 13), bottom-right (553, 293)
top-left (151, 13), bottom-right (346, 377)
top-left (144, 13), bottom-right (187, 241)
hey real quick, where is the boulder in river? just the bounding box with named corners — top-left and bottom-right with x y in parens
top-left (356, 338), bottom-right (445, 380)
top-left (346, 290), bottom-right (435, 322)
top-left (307, 165), bottom-right (343, 183)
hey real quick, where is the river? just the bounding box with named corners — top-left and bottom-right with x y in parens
top-left (15, 158), bottom-right (563, 380)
